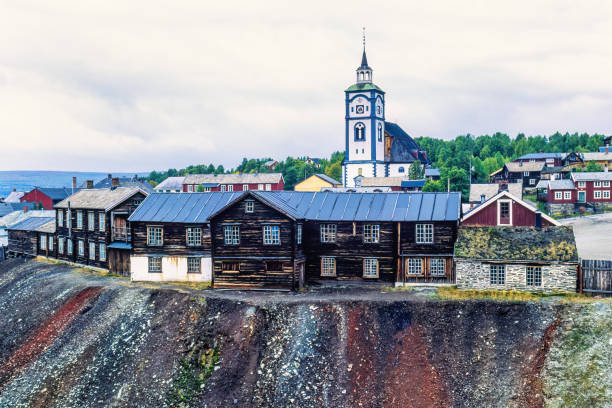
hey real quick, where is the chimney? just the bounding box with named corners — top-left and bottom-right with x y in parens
top-left (72, 176), bottom-right (77, 190)
top-left (535, 211), bottom-right (542, 229)
top-left (23, 205), bottom-right (28, 213)
top-left (519, 161), bottom-right (523, 167)
top-left (86, 180), bottom-right (94, 189)
top-left (12, 188), bottom-right (16, 192)
top-left (605, 165), bottom-right (609, 173)
top-left (606, 146), bottom-right (609, 154)
top-left (108, 173), bottom-right (112, 180)
top-left (480, 194), bottom-right (486, 204)
top-left (111, 177), bottom-right (120, 188)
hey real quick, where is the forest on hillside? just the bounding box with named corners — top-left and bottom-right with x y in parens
top-left (147, 132), bottom-right (607, 195)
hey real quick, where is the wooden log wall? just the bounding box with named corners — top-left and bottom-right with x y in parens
top-left (131, 222), bottom-right (211, 257)
top-left (581, 259), bottom-right (612, 297)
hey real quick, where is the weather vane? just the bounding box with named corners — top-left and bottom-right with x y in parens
top-left (362, 27), bottom-right (366, 48)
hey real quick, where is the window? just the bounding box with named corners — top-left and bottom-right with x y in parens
top-left (356, 105), bottom-right (364, 114)
top-left (297, 224), bottom-right (302, 245)
top-left (48, 236), bottom-right (53, 251)
top-left (603, 181), bottom-right (611, 187)
top-left (354, 122), bottom-right (365, 141)
top-left (99, 243), bottom-right (106, 261)
top-left (40, 234), bottom-right (47, 250)
top-left (524, 171), bottom-right (529, 176)
top-left (187, 257), bottom-right (201, 273)
top-left (224, 225), bottom-right (240, 245)
top-left (99, 213), bottom-right (105, 232)
top-left (203, 186), bottom-right (211, 192)
top-left (489, 264), bottom-right (505, 285)
top-left (398, 167), bottom-right (405, 173)
top-left (76, 211), bottom-right (83, 229)
top-left (407, 258), bottom-right (423, 275)
top-left (499, 201), bottom-right (510, 223)
top-left (563, 191), bottom-right (571, 200)
top-left (554, 191), bottom-right (562, 200)
top-left (186, 227), bottom-right (202, 246)
top-left (132, 200), bottom-right (142, 206)
top-left (265, 261), bottom-right (283, 272)
top-left (243, 184), bottom-right (249, 191)
top-left (594, 190), bottom-right (602, 199)
top-left (258, 184), bottom-right (264, 190)
top-left (526, 266), bottom-right (542, 286)
top-left (58, 237), bottom-right (64, 254)
top-left (594, 181), bottom-right (601, 188)
top-left (263, 225), bottom-right (280, 245)
top-left (321, 257), bottom-right (336, 276)
top-left (88, 212), bottom-right (95, 231)
top-left (363, 258), bottom-right (378, 278)
top-left (416, 224), bottom-right (433, 244)
top-left (377, 123), bottom-right (383, 142)
top-left (529, 179), bottom-right (535, 185)
top-left (245, 200), bottom-right (254, 213)
top-left (89, 241), bottom-right (96, 260)
top-left (67, 239), bottom-right (73, 255)
top-left (58, 210), bottom-right (64, 227)
top-left (604, 191), bottom-right (610, 199)
top-left (78, 240), bottom-right (85, 257)
top-left (147, 226), bottom-right (163, 246)
top-left (228, 185), bottom-right (234, 192)
top-left (220, 185), bottom-right (227, 192)
top-left (578, 181), bottom-right (586, 188)
top-left (430, 258), bottom-right (446, 277)
top-left (222, 261), bottom-right (240, 272)
top-left (265, 184), bottom-right (271, 191)
top-left (377, 105), bottom-right (381, 115)
top-left (148, 257), bottom-right (162, 273)
top-left (187, 185), bottom-right (194, 192)
top-left (320, 224), bottom-right (337, 243)
top-left (363, 224), bottom-right (380, 243)
top-left (358, 168), bottom-right (363, 176)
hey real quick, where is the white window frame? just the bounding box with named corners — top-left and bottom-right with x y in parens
top-left (430, 258), bottom-right (446, 277)
top-left (40, 234), bottom-right (47, 250)
top-left (203, 186), bottom-right (211, 192)
top-left (224, 225), bottom-right (240, 245)
top-left (297, 224), bottom-right (302, 245)
top-left (406, 258), bottom-right (423, 275)
top-left (148, 256), bottom-right (162, 273)
top-left (227, 184), bottom-right (234, 192)
top-left (57, 210), bottom-right (64, 227)
top-left (258, 184), bottom-right (264, 190)
top-left (594, 190), bottom-right (602, 199)
top-left (187, 257), bottom-right (201, 274)
top-left (99, 243), bottom-right (106, 261)
top-left (363, 224), bottom-right (380, 243)
top-left (554, 191), bottom-right (562, 200)
top-left (489, 264), bottom-right (505, 285)
top-left (76, 211), bottom-right (83, 229)
top-left (147, 226), bottom-right (163, 246)
top-left (320, 224), bottom-right (337, 243)
top-left (243, 184), bottom-right (249, 191)
top-left (415, 224), bottom-right (434, 244)
top-left (48, 235), bottom-right (53, 251)
top-left (99, 212), bottom-right (105, 232)
top-left (67, 239), bottom-right (73, 255)
top-left (89, 241), bottom-right (96, 260)
top-left (497, 199), bottom-right (512, 226)
top-left (526, 266), bottom-right (542, 286)
top-left (578, 181), bottom-right (586, 188)
top-left (603, 190), bottom-right (610, 199)
top-left (186, 227), bottom-right (202, 246)
top-left (88, 211), bottom-right (95, 231)
top-left (363, 258), bottom-right (379, 278)
top-left (187, 185), bottom-right (194, 192)
top-left (563, 191), bottom-right (571, 200)
top-left (58, 237), bottom-right (64, 254)
top-left (265, 184), bottom-right (272, 191)
top-left (529, 178), bottom-right (535, 186)
top-left (594, 181), bottom-right (601, 188)
top-left (263, 225), bottom-right (281, 245)
top-left (220, 185), bottom-right (227, 192)
top-left (603, 181), bottom-right (611, 187)
top-left (245, 200), bottom-right (254, 213)
top-left (321, 257), bottom-right (336, 277)
top-left (523, 171), bottom-right (529, 176)
top-left (78, 240), bottom-right (85, 257)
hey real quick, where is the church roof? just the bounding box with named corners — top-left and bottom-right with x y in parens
top-left (385, 121), bottom-right (430, 165)
top-left (360, 49), bottom-right (369, 68)
top-left (345, 83), bottom-right (384, 92)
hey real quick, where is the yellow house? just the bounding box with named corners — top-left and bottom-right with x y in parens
top-left (294, 174), bottom-right (342, 192)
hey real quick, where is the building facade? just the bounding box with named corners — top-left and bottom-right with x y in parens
top-left (182, 173), bottom-right (284, 193)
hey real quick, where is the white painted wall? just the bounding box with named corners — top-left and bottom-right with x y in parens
top-left (131, 256), bottom-right (211, 282)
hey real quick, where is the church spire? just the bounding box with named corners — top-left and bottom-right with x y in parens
top-left (356, 27), bottom-right (372, 84)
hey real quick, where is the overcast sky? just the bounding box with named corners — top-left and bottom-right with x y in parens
top-left (1, 1), bottom-right (612, 172)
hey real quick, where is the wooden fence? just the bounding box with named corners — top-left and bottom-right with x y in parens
top-left (580, 259), bottom-right (612, 296)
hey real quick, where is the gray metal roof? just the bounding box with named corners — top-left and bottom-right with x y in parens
top-left (517, 153), bottom-right (564, 160)
top-left (548, 179), bottom-right (576, 190)
top-left (7, 217), bottom-right (55, 232)
top-left (153, 177), bottom-right (185, 191)
top-left (570, 172), bottom-right (612, 181)
top-left (55, 187), bottom-right (147, 211)
top-left (183, 173), bottom-right (283, 185)
top-left (130, 192), bottom-right (461, 223)
top-left (312, 174), bottom-right (341, 186)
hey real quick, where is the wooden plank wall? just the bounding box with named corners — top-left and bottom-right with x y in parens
top-left (581, 259), bottom-right (612, 297)
top-left (132, 222), bottom-right (211, 257)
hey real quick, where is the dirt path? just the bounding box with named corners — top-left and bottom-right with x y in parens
top-left (561, 212), bottom-right (612, 260)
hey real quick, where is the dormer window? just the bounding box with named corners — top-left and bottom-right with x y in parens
top-left (354, 122), bottom-right (365, 141)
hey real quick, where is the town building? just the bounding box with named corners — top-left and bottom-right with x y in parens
top-left (6, 216), bottom-right (55, 258)
top-left (20, 187), bottom-right (79, 210)
top-left (154, 176), bottom-right (185, 193)
top-left (535, 179), bottom-right (576, 215)
top-left (536, 172), bottom-right (612, 214)
top-left (3, 190), bottom-right (25, 203)
top-left (356, 176), bottom-right (426, 192)
top-left (182, 173), bottom-right (284, 192)
top-left (455, 226), bottom-right (578, 292)
top-left (462, 190), bottom-right (559, 227)
top-left (342, 44), bottom-right (429, 187)
top-left (294, 174), bottom-right (342, 192)
top-left (490, 161), bottom-right (545, 187)
top-left (571, 172), bottom-right (612, 206)
top-left (467, 183), bottom-right (523, 211)
top-left (54, 187), bottom-right (148, 274)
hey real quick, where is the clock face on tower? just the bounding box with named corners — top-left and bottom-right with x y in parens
top-left (356, 105), bottom-right (364, 114)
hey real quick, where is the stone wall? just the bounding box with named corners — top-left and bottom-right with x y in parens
top-left (547, 203), bottom-right (574, 216)
top-left (456, 260), bottom-right (577, 292)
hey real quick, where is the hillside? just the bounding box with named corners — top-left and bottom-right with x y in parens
top-left (0, 259), bottom-right (609, 407)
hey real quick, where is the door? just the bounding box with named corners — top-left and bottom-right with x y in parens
top-left (578, 191), bottom-right (586, 203)
top-left (298, 263), bottom-right (305, 289)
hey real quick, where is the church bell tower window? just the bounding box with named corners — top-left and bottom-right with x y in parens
top-left (354, 122), bottom-right (365, 141)
top-left (377, 123), bottom-right (382, 142)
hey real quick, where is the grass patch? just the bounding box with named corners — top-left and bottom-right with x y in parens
top-left (166, 281), bottom-right (211, 290)
top-left (166, 347), bottom-right (220, 407)
top-left (381, 285), bottom-right (415, 292)
top-left (436, 286), bottom-right (593, 302)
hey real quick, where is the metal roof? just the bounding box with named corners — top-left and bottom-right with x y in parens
top-left (425, 168), bottom-right (440, 177)
top-left (183, 173), bottom-right (283, 185)
top-left (26, 187), bottom-right (78, 201)
top-left (312, 174), bottom-right (341, 186)
top-left (0, 202), bottom-right (36, 217)
top-left (55, 187), bottom-right (147, 211)
top-left (517, 153), bottom-right (564, 160)
top-left (469, 183), bottom-right (522, 203)
top-left (7, 217), bottom-right (55, 232)
top-left (401, 180), bottom-right (426, 188)
top-left (108, 242), bottom-right (132, 249)
top-left (548, 179), bottom-right (576, 190)
top-left (505, 161), bottom-right (546, 172)
top-left (129, 191), bottom-right (461, 223)
top-left (154, 177), bottom-right (185, 191)
top-left (570, 172), bottom-right (612, 181)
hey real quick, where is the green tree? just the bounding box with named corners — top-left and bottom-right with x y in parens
top-left (408, 161), bottom-right (424, 180)
top-left (325, 161), bottom-right (342, 182)
top-left (585, 161), bottom-right (603, 172)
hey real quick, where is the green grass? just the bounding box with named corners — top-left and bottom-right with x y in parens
top-left (436, 286), bottom-right (593, 302)
top-left (166, 347), bottom-right (220, 407)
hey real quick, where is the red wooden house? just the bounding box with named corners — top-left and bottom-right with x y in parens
top-left (570, 172), bottom-right (612, 204)
top-left (20, 187), bottom-right (79, 210)
top-left (182, 173), bottom-right (284, 193)
top-left (462, 190), bottom-right (559, 227)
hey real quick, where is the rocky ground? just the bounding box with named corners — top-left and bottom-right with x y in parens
top-left (0, 259), bottom-right (609, 407)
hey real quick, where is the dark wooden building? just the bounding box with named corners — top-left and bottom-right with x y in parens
top-left (490, 161), bottom-right (545, 188)
top-left (7, 216), bottom-right (55, 258)
top-left (54, 187), bottom-right (148, 273)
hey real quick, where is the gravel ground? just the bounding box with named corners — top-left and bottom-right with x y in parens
top-left (561, 212), bottom-right (612, 260)
top-left (0, 259), bottom-right (609, 407)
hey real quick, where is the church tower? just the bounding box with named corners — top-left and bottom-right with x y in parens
top-left (342, 34), bottom-right (386, 187)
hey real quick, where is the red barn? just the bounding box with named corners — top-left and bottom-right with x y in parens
top-left (20, 187), bottom-right (79, 210)
top-left (182, 173), bottom-right (284, 192)
top-left (462, 191), bottom-right (559, 227)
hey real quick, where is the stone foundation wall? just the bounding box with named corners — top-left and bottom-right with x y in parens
top-left (456, 260), bottom-right (577, 292)
top-left (547, 203), bottom-right (574, 216)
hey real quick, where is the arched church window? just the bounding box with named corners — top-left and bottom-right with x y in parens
top-left (377, 105), bottom-right (381, 115)
top-left (398, 167), bottom-right (405, 173)
top-left (377, 123), bottom-right (383, 142)
top-left (354, 122), bottom-right (365, 141)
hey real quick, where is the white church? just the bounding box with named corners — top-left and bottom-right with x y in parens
top-left (342, 46), bottom-right (431, 187)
